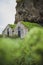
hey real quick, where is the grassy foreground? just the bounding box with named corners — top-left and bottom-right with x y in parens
top-left (0, 27), bottom-right (43, 65)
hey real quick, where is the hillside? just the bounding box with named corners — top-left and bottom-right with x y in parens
top-left (15, 0), bottom-right (43, 25)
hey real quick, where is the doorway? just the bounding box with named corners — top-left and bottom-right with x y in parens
top-left (7, 28), bottom-right (9, 36)
top-left (18, 27), bottom-right (21, 37)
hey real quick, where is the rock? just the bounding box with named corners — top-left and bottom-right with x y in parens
top-left (15, 0), bottom-right (43, 25)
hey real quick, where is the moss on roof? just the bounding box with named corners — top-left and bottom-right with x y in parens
top-left (21, 21), bottom-right (41, 30)
top-left (8, 21), bottom-right (41, 30)
top-left (9, 24), bottom-right (16, 29)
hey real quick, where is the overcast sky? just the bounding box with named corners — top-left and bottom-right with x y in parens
top-left (0, 0), bottom-right (16, 34)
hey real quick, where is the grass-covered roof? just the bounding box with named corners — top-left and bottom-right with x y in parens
top-left (21, 21), bottom-right (41, 30)
top-left (8, 22), bottom-right (41, 30)
top-left (8, 24), bottom-right (16, 29)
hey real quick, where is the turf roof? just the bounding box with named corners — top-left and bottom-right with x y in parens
top-left (8, 21), bottom-right (41, 30)
top-left (8, 24), bottom-right (16, 29)
top-left (21, 21), bottom-right (41, 30)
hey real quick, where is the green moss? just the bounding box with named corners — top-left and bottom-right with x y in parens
top-left (9, 24), bottom-right (16, 29)
top-left (21, 21), bottom-right (41, 30)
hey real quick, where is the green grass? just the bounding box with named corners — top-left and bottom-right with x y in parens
top-left (0, 38), bottom-right (23, 53)
top-left (0, 38), bottom-right (23, 65)
top-left (23, 27), bottom-right (43, 65)
top-left (21, 21), bottom-right (41, 30)
top-left (0, 26), bottom-right (43, 65)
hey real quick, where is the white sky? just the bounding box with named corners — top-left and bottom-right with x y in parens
top-left (0, 0), bottom-right (16, 34)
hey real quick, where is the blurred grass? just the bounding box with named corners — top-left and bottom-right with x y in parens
top-left (0, 38), bottom-right (23, 64)
top-left (23, 27), bottom-right (43, 65)
top-left (0, 25), bottom-right (43, 65)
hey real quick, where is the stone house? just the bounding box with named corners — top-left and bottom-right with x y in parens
top-left (14, 22), bottom-right (28, 38)
top-left (2, 24), bottom-right (16, 37)
top-left (2, 22), bottom-right (28, 38)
